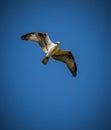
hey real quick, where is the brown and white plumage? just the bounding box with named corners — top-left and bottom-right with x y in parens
top-left (21, 32), bottom-right (77, 76)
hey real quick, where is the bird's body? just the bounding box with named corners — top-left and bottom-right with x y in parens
top-left (21, 32), bottom-right (77, 76)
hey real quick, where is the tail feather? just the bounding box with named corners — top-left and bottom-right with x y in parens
top-left (42, 57), bottom-right (50, 64)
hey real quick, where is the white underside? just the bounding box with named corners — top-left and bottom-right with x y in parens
top-left (46, 44), bottom-right (59, 57)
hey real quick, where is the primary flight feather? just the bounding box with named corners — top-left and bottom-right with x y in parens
top-left (21, 32), bottom-right (77, 76)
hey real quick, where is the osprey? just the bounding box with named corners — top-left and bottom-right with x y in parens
top-left (21, 32), bottom-right (77, 76)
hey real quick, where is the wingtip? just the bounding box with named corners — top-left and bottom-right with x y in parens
top-left (72, 62), bottom-right (77, 77)
top-left (72, 72), bottom-right (77, 77)
top-left (21, 32), bottom-right (36, 40)
top-left (21, 35), bottom-right (25, 40)
top-left (72, 72), bottom-right (77, 76)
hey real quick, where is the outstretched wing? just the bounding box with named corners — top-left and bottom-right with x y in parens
top-left (21, 32), bottom-right (55, 53)
top-left (52, 50), bottom-right (77, 76)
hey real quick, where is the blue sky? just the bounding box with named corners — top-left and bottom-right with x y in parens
top-left (0, 0), bottom-right (111, 130)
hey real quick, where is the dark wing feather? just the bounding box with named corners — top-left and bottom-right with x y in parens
top-left (52, 51), bottom-right (77, 76)
top-left (21, 32), bottom-right (55, 53)
top-left (37, 33), bottom-right (53, 53)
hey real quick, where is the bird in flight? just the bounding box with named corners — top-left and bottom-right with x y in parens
top-left (21, 32), bottom-right (77, 76)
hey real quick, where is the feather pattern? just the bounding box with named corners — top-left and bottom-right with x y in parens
top-left (53, 51), bottom-right (77, 76)
top-left (21, 32), bottom-right (77, 76)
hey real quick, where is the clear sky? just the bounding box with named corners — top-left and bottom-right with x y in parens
top-left (1, 0), bottom-right (111, 130)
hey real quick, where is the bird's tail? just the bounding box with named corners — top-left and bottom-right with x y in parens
top-left (42, 56), bottom-right (50, 64)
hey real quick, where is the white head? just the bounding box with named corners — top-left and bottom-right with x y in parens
top-left (56, 41), bottom-right (60, 46)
